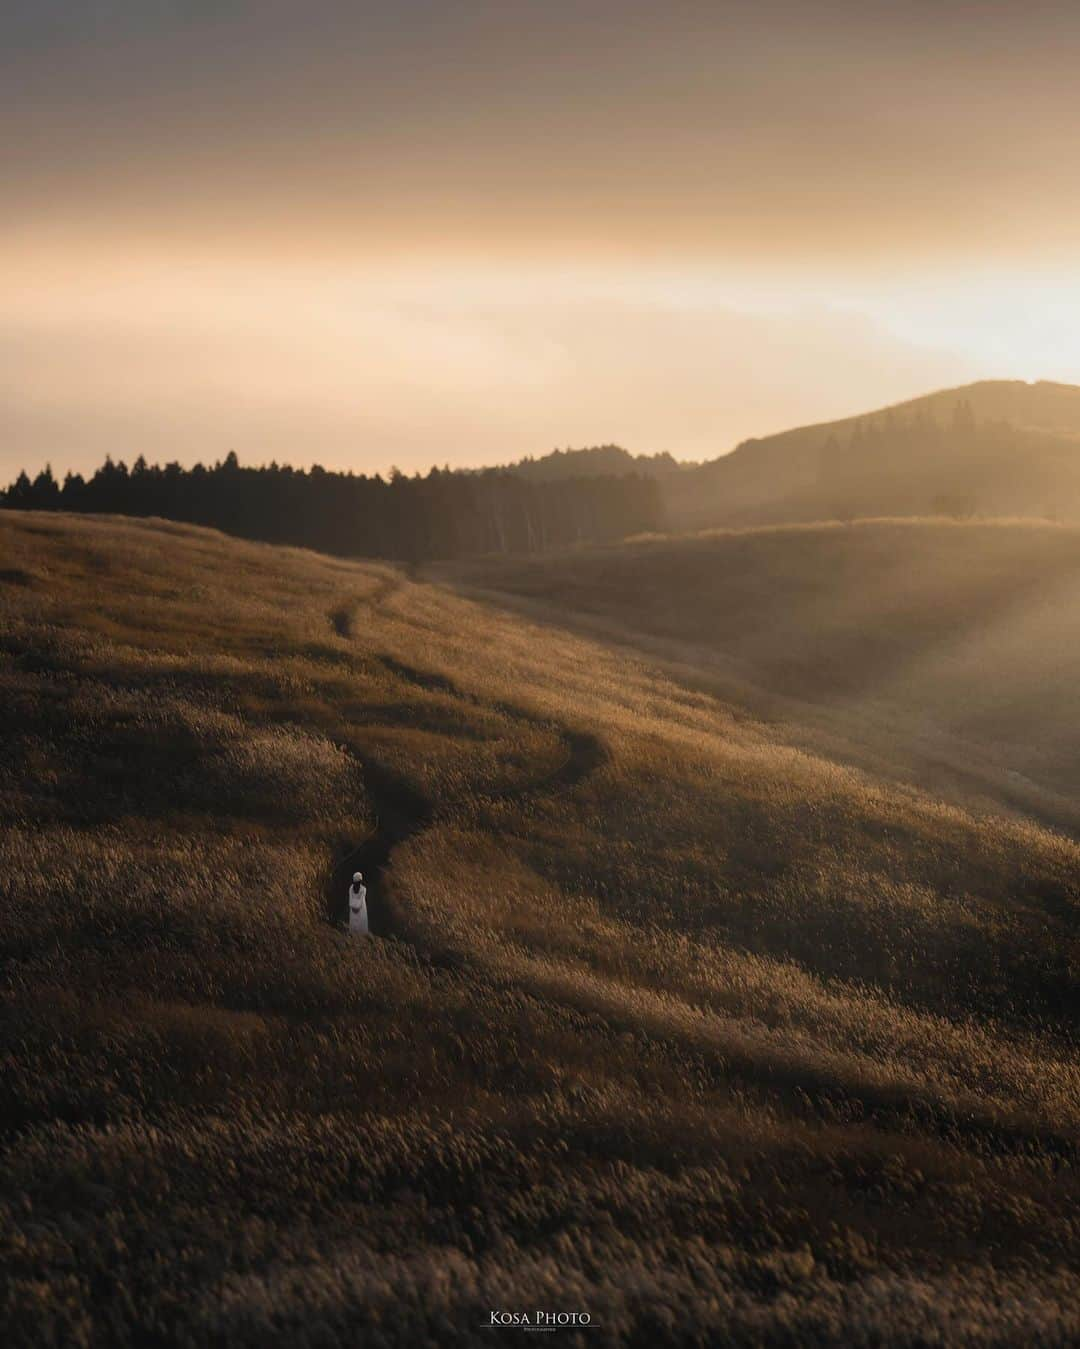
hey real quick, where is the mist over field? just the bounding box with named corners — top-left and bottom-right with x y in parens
top-left (444, 516), bottom-right (1080, 830)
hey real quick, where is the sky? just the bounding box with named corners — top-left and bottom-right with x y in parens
top-left (5, 0), bottom-right (1080, 479)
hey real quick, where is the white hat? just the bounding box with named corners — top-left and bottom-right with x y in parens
top-left (352, 871), bottom-right (363, 883)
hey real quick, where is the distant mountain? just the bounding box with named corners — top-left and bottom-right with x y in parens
top-left (500, 382), bottom-right (1080, 531)
top-left (665, 380), bottom-right (1080, 529)
top-left (505, 444), bottom-right (689, 482)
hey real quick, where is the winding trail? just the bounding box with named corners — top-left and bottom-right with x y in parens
top-left (320, 574), bottom-right (1080, 1163)
top-left (328, 575), bottom-right (402, 638)
top-left (325, 587), bottom-right (608, 936)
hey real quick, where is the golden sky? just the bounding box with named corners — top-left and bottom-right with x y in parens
top-left (5, 1), bottom-right (1080, 477)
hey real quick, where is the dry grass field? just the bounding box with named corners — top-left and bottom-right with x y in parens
top-left (442, 519), bottom-right (1080, 833)
top-left (3, 512), bottom-right (1080, 1345)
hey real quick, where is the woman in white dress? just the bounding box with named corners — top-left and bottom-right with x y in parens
top-left (347, 871), bottom-right (369, 935)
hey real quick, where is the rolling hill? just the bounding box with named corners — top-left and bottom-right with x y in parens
top-left (665, 380), bottom-right (1080, 530)
top-left (3, 511), bottom-right (1080, 1344)
top-left (485, 381), bottom-right (1080, 535)
top-left (440, 516), bottom-right (1080, 833)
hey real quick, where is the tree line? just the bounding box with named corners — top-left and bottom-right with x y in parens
top-left (1, 453), bottom-right (664, 561)
top-left (506, 444), bottom-right (688, 481)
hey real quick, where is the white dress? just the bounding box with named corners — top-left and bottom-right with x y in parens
top-left (347, 883), bottom-right (369, 935)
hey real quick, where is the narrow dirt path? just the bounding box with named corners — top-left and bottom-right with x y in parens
top-left (325, 591), bottom-right (607, 935)
top-left (326, 759), bottom-right (432, 932)
top-left (328, 575), bottom-right (403, 638)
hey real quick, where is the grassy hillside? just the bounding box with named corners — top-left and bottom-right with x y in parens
top-left (446, 518), bottom-right (1080, 832)
top-left (666, 380), bottom-right (1080, 529)
top-left (4, 512), bottom-right (1080, 1345)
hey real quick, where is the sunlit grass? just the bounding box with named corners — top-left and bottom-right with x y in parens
top-left (2, 511), bottom-right (1079, 1344)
